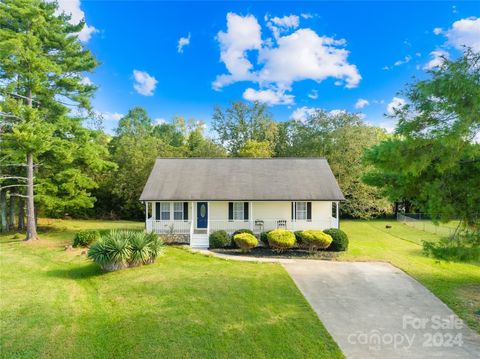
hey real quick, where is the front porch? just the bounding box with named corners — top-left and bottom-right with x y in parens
top-left (144, 201), bottom-right (340, 248)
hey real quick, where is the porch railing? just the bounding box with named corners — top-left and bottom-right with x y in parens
top-left (146, 219), bottom-right (191, 235)
top-left (208, 219), bottom-right (335, 235)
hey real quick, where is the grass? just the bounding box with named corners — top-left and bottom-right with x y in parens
top-left (339, 220), bottom-right (480, 333)
top-left (0, 219), bottom-right (342, 359)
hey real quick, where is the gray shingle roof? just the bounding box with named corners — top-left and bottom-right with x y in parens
top-left (140, 158), bottom-right (345, 201)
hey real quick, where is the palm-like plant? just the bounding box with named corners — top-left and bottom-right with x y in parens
top-left (129, 231), bottom-right (151, 266)
top-left (87, 230), bottom-right (162, 271)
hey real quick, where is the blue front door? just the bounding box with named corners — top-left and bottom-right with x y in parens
top-left (197, 202), bottom-right (208, 229)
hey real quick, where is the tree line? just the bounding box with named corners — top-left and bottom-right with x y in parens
top-left (1, 0), bottom-right (478, 240)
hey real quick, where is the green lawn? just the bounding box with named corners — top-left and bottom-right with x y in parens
top-left (340, 220), bottom-right (480, 333)
top-left (0, 219), bottom-right (342, 359)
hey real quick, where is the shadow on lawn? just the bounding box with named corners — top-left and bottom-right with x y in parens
top-left (46, 263), bottom-right (104, 279)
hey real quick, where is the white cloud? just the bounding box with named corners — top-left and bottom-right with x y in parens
top-left (423, 50), bottom-right (449, 70)
top-left (154, 118), bottom-right (166, 125)
top-left (444, 17), bottom-right (480, 52)
top-left (213, 13), bottom-right (262, 90)
top-left (132, 70), bottom-right (158, 96)
top-left (96, 111), bottom-right (124, 121)
top-left (177, 33), bottom-right (191, 53)
top-left (257, 29), bottom-right (360, 89)
top-left (308, 89), bottom-right (318, 99)
top-left (386, 97), bottom-right (406, 116)
top-left (243, 87), bottom-right (294, 105)
top-left (213, 13), bottom-right (360, 105)
top-left (300, 13), bottom-right (314, 19)
top-left (433, 27), bottom-right (443, 35)
top-left (355, 98), bottom-right (369, 109)
top-left (267, 14), bottom-right (300, 38)
top-left (79, 76), bottom-right (93, 86)
top-left (393, 55), bottom-right (412, 66)
top-left (55, 0), bottom-right (98, 43)
top-left (290, 106), bottom-right (319, 122)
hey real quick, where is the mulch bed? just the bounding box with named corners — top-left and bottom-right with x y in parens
top-left (210, 247), bottom-right (342, 260)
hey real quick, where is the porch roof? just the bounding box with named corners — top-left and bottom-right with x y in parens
top-left (140, 158), bottom-right (345, 201)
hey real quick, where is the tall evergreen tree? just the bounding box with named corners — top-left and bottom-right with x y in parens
top-left (0, 0), bottom-right (109, 238)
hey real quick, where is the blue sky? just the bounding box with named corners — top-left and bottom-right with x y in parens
top-left (64, 1), bottom-right (480, 133)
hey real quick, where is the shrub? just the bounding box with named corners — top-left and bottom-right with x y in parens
top-left (294, 231), bottom-right (303, 247)
top-left (323, 228), bottom-right (349, 251)
top-left (299, 230), bottom-right (333, 252)
top-left (87, 230), bottom-right (163, 271)
top-left (423, 234), bottom-right (480, 262)
top-left (73, 230), bottom-right (100, 247)
top-left (209, 230), bottom-right (229, 248)
top-left (231, 229), bottom-right (255, 248)
top-left (233, 232), bottom-right (258, 252)
top-left (267, 229), bottom-right (296, 252)
top-left (260, 231), bottom-right (271, 246)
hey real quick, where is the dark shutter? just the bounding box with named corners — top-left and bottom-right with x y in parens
top-left (291, 202), bottom-right (294, 220)
top-left (155, 202), bottom-right (160, 220)
top-left (183, 202), bottom-right (188, 220)
top-left (228, 202), bottom-right (233, 221)
top-left (307, 202), bottom-right (312, 222)
top-left (244, 202), bottom-right (249, 221)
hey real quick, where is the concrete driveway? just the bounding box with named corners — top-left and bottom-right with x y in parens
top-left (282, 260), bottom-right (480, 359)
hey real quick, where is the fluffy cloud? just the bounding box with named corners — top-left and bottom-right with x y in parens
top-left (243, 87), bottom-right (294, 105)
top-left (290, 106), bottom-right (319, 122)
top-left (433, 27), bottom-right (443, 35)
top-left (213, 13), bottom-right (262, 90)
top-left (214, 13), bottom-right (361, 105)
top-left (386, 97), bottom-right (406, 116)
top-left (79, 76), bottom-right (93, 86)
top-left (423, 50), bottom-right (449, 70)
top-left (266, 14), bottom-right (300, 38)
top-left (177, 33), bottom-right (191, 53)
top-left (133, 70), bottom-right (158, 96)
top-left (393, 55), bottom-right (412, 66)
top-left (355, 98), bottom-right (369, 109)
top-left (444, 17), bottom-right (480, 52)
top-left (308, 89), bottom-right (318, 99)
top-left (96, 111), bottom-right (124, 121)
top-left (55, 0), bottom-right (98, 42)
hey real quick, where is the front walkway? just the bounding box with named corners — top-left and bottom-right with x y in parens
top-left (195, 249), bottom-right (480, 358)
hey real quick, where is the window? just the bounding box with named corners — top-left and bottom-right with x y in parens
top-left (233, 202), bottom-right (244, 220)
top-left (174, 202), bottom-right (184, 220)
top-left (295, 202), bottom-right (307, 220)
top-left (332, 202), bottom-right (337, 218)
top-left (160, 202), bottom-right (170, 220)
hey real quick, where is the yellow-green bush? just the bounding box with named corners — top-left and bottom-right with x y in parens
top-left (299, 230), bottom-right (332, 251)
top-left (233, 232), bottom-right (258, 252)
top-left (267, 229), bottom-right (296, 252)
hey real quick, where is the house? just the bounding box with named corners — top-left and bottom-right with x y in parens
top-left (140, 158), bottom-right (345, 248)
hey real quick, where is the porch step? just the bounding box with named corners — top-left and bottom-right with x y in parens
top-left (190, 233), bottom-right (209, 249)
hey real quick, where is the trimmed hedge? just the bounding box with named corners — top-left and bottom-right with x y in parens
top-left (267, 229), bottom-right (296, 252)
top-left (73, 230), bottom-right (100, 247)
top-left (299, 230), bottom-right (332, 251)
top-left (209, 230), bottom-right (229, 248)
top-left (260, 231), bottom-right (272, 246)
top-left (323, 228), bottom-right (349, 251)
top-left (233, 232), bottom-right (258, 252)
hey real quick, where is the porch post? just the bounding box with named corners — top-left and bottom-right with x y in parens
top-left (145, 202), bottom-right (148, 230)
top-left (207, 202), bottom-right (210, 234)
top-left (190, 202), bottom-right (194, 238)
top-left (336, 201), bottom-right (340, 229)
top-left (249, 201), bottom-right (253, 231)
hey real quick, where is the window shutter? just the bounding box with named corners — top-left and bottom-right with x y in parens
top-left (307, 202), bottom-right (312, 222)
top-left (228, 202), bottom-right (233, 221)
top-left (183, 202), bottom-right (188, 220)
top-left (155, 202), bottom-right (160, 220)
top-left (291, 202), bottom-right (294, 220)
top-left (244, 202), bottom-right (249, 221)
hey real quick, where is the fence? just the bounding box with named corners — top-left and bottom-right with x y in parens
top-left (396, 213), bottom-right (459, 237)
